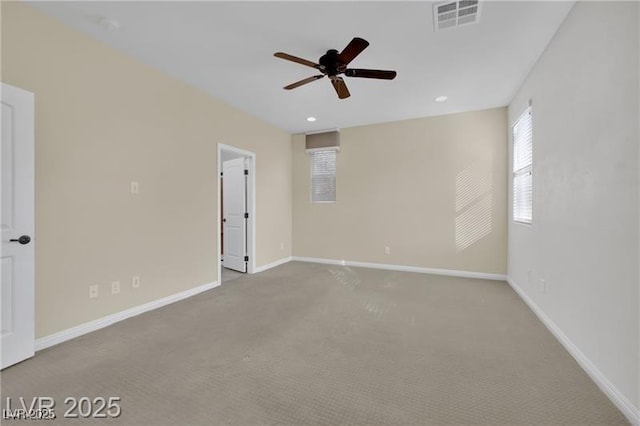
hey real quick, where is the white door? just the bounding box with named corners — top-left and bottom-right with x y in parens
top-left (1, 83), bottom-right (35, 369)
top-left (222, 157), bottom-right (247, 273)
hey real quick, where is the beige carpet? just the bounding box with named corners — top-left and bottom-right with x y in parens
top-left (0, 262), bottom-right (627, 425)
top-left (221, 266), bottom-right (245, 283)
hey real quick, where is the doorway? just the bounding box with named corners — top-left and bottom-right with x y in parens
top-left (217, 144), bottom-right (255, 285)
top-left (1, 83), bottom-right (35, 369)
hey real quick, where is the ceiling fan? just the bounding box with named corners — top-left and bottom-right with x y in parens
top-left (274, 37), bottom-right (397, 100)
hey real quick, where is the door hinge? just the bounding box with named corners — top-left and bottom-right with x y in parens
top-left (244, 169), bottom-right (249, 175)
top-left (220, 172), bottom-right (223, 177)
top-left (244, 212), bottom-right (249, 219)
top-left (244, 256), bottom-right (249, 262)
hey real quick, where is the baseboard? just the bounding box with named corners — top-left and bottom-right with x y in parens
top-left (507, 277), bottom-right (640, 425)
top-left (292, 256), bottom-right (506, 281)
top-left (35, 281), bottom-right (219, 352)
top-left (253, 256), bottom-right (292, 273)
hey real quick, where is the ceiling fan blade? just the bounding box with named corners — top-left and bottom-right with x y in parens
top-left (337, 37), bottom-right (369, 65)
top-left (274, 52), bottom-right (321, 69)
top-left (345, 69), bottom-right (397, 80)
top-left (330, 77), bottom-right (351, 99)
top-left (283, 75), bottom-right (325, 90)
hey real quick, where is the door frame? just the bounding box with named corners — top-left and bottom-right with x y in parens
top-left (217, 143), bottom-right (256, 283)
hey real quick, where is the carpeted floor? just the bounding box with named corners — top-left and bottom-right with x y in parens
top-left (221, 266), bottom-right (245, 283)
top-left (0, 262), bottom-right (627, 425)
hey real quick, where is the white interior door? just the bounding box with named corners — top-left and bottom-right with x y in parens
top-left (222, 157), bottom-right (247, 273)
top-left (1, 83), bottom-right (35, 369)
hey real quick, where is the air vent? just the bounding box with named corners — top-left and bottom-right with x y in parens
top-left (433, 0), bottom-right (481, 31)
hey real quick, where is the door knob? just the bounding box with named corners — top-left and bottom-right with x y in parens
top-left (9, 235), bottom-right (31, 245)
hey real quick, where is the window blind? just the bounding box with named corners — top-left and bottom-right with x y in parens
top-left (512, 107), bottom-right (533, 223)
top-left (310, 150), bottom-right (336, 203)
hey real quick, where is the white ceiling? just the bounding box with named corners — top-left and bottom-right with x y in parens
top-left (29, 1), bottom-right (574, 134)
top-left (221, 149), bottom-right (246, 163)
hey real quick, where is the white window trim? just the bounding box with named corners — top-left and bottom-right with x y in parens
top-left (305, 147), bottom-right (340, 154)
top-left (512, 105), bottom-right (533, 225)
top-left (309, 149), bottom-right (337, 204)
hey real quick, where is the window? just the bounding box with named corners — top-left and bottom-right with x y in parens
top-left (512, 106), bottom-right (533, 223)
top-left (310, 149), bottom-right (336, 203)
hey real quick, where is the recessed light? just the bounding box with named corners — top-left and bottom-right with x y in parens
top-left (306, 117), bottom-right (317, 122)
top-left (435, 96), bottom-right (448, 102)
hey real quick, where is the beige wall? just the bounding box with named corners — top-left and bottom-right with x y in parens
top-left (1, 2), bottom-right (292, 338)
top-left (293, 108), bottom-right (507, 274)
top-left (508, 1), bottom-right (638, 415)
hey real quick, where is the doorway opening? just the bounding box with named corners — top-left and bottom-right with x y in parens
top-left (1, 82), bottom-right (36, 369)
top-left (217, 144), bottom-right (255, 285)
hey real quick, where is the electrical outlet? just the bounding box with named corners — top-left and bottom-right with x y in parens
top-left (384, 246), bottom-right (391, 255)
top-left (280, 242), bottom-right (285, 250)
top-left (89, 285), bottom-right (99, 299)
top-left (132, 276), bottom-right (140, 289)
top-left (539, 279), bottom-right (546, 294)
top-left (111, 281), bottom-right (121, 295)
top-left (130, 181), bottom-right (139, 194)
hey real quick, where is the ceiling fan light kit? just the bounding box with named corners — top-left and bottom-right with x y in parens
top-left (274, 37), bottom-right (397, 100)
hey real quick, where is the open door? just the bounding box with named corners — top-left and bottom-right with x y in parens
top-left (1, 83), bottom-right (35, 369)
top-left (222, 157), bottom-right (247, 273)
